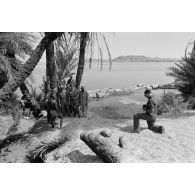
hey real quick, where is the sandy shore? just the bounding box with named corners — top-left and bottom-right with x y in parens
top-left (0, 90), bottom-right (194, 163)
top-left (45, 94), bottom-right (195, 163)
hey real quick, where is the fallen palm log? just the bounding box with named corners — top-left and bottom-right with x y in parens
top-left (0, 117), bottom-right (70, 162)
top-left (80, 129), bottom-right (132, 163)
top-left (27, 136), bottom-right (69, 163)
top-left (0, 131), bottom-right (70, 163)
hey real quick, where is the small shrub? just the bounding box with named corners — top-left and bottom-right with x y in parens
top-left (0, 93), bottom-right (21, 117)
top-left (167, 44), bottom-right (195, 99)
top-left (187, 97), bottom-right (195, 109)
top-left (157, 92), bottom-right (187, 115)
top-left (0, 94), bottom-right (22, 133)
top-left (29, 86), bottom-right (46, 110)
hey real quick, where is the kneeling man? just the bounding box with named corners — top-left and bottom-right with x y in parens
top-left (133, 89), bottom-right (165, 134)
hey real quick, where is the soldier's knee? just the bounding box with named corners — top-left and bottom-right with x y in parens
top-left (133, 114), bottom-right (138, 119)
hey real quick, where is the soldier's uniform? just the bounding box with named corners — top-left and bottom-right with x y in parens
top-left (133, 97), bottom-right (164, 133)
top-left (47, 98), bottom-right (61, 129)
top-left (79, 90), bottom-right (88, 117)
top-left (60, 89), bottom-right (70, 117)
top-left (67, 85), bottom-right (74, 117)
top-left (72, 88), bottom-right (80, 118)
top-left (57, 89), bottom-right (63, 114)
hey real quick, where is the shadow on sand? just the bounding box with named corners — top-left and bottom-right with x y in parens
top-left (66, 150), bottom-right (102, 163)
top-left (28, 117), bottom-right (54, 134)
top-left (118, 125), bottom-right (148, 133)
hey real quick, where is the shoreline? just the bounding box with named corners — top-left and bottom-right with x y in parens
top-left (88, 83), bottom-right (178, 99)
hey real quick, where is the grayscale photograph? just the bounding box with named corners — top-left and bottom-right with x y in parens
top-left (0, 32), bottom-right (195, 163)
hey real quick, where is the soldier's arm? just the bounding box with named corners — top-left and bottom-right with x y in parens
top-left (146, 100), bottom-right (155, 114)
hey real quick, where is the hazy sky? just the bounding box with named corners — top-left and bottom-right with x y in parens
top-left (100, 32), bottom-right (195, 59)
top-left (38, 32), bottom-right (195, 67)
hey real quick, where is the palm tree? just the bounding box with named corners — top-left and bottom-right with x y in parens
top-left (0, 32), bottom-right (36, 91)
top-left (75, 32), bottom-right (112, 89)
top-left (55, 35), bottom-right (78, 82)
top-left (167, 41), bottom-right (195, 99)
top-left (0, 32), bottom-right (63, 102)
top-left (46, 41), bottom-right (57, 96)
top-left (75, 32), bottom-right (89, 88)
top-left (45, 33), bottom-right (79, 97)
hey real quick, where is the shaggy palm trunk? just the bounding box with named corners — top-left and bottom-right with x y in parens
top-left (76, 32), bottom-right (89, 88)
top-left (80, 129), bottom-right (132, 163)
top-left (20, 83), bottom-right (30, 96)
top-left (0, 33), bottom-right (63, 102)
top-left (46, 41), bottom-right (57, 96)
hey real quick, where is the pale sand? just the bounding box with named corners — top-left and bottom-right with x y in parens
top-left (1, 91), bottom-right (194, 163)
top-left (46, 94), bottom-right (195, 163)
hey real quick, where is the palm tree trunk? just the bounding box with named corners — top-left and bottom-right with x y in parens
top-left (20, 83), bottom-right (30, 96)
top-left (76, 32), bottom-right (89, 88)
top-left (46, 41), bottom-right (57, 96)
top-left (0, 33), bottom-right (63, 102)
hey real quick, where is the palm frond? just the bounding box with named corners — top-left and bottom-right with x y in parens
top-left (95, 33), bottom-right (103, 71)
top-left (102, 34), bottom-right (112, 70)
top-left (0, 32), bottom-right (38, 88)
top-left (167, 42), bottom-right (195, 98)
top-left (0, 54), bottom-right (14, 81)
top-left (86, 32), bottom-right (112, 71)
top-left (0, 32), bottom-right (37, 59)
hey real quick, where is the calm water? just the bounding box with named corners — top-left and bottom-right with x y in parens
top-left (32, 61), bottom-right (176, 91)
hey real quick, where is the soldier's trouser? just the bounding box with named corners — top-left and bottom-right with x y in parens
top-left (64, 104), bottom-right (71, 117)
top-left (47, 110), bottom-right (51, 123)
top-left (73, 105), bottom-right (80, 118)
top-left (61, 102), bottom-right (70, 117)
top-left (133, 113), bottom-right (162, 132)
top-left (69, 100), bottom-right (74, 116)
top-left (81, 105), bottom-right (87, 117)
top-left (50, 110), bottom-right (57, 128)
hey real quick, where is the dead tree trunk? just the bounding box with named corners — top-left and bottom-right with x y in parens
top-left (0, 118), bottom-right (69, 163)
top-left (80, 129), bottom-right (132, 163)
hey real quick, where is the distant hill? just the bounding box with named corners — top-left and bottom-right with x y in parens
top-left (113, 55), bottom-right (180, 62)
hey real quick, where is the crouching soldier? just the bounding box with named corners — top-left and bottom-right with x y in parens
top-left (133, 89), bottom-right (165, 134)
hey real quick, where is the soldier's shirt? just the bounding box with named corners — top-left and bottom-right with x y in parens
top-left (145, 97), bottom-right (157, 116)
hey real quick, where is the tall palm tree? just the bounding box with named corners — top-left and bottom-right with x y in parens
top-left (0, 32), bottom-right (63, 102)
top-left (167, 41), bottom-right (195, 99)
top-left (75, 32), bottom-right (89, 88)
top-left (45, 33), bottom-right (79, 96)
top-left (46, 41), bottom-right (57, 96)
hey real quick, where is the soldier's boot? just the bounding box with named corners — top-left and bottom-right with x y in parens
top-left (147, 120), bottom-right (165, 134)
